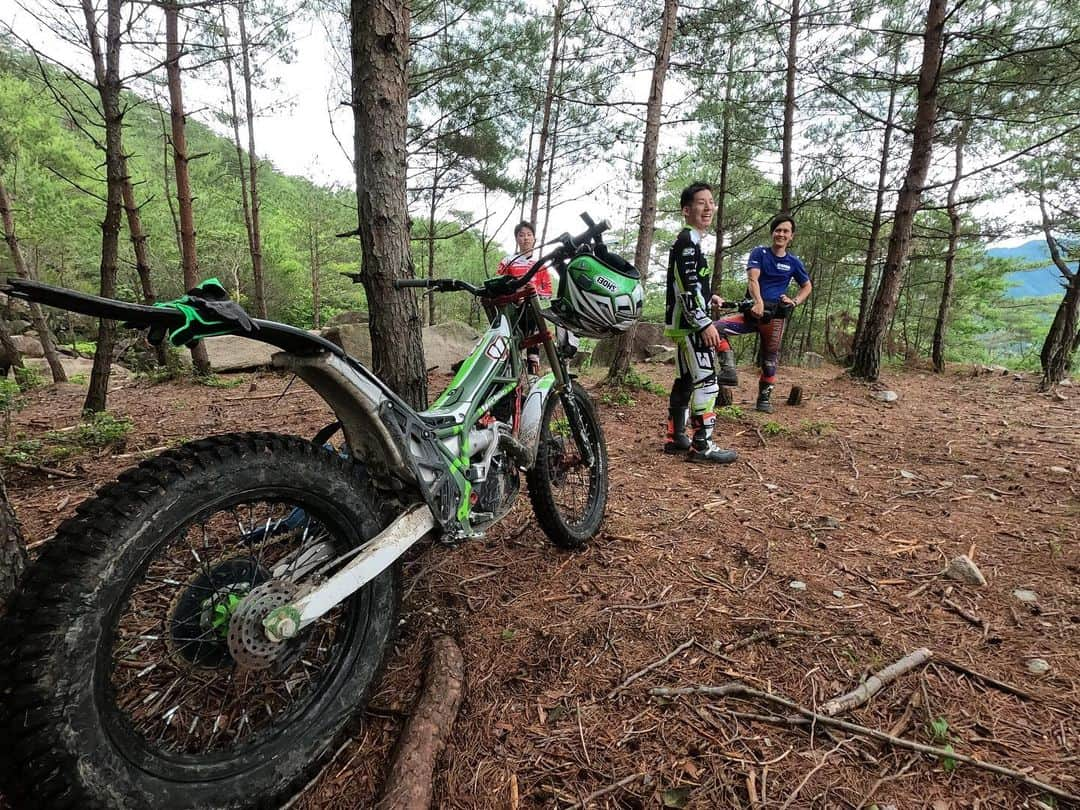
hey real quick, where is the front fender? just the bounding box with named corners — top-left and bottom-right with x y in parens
top-left (517, 373), bottom-right (557, 465)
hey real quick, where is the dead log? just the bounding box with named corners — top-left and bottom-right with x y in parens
top-left (376, 634), bottom-right (465, 810)
top-left (820, 647), bottom-right (932, 716)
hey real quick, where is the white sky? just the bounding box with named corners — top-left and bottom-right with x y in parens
top-left (5, 3), bottom-right (1041, 259)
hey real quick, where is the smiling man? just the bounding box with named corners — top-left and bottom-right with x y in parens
top-left (714, 213), bottom-right (813, 413)
top-left (662, 181), bottom-right (738, 464)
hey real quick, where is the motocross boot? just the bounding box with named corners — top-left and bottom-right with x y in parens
top-left (663, 407), bottom-right (692, 454)
top-left (756, 380), bottom-right (775, 413)
top-left (717, 350), bottom-right (738, 386)
top-left (686, 440), bottom-right (738, 464)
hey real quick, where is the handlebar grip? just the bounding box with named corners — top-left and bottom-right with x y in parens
top-left (393, 279), bottom-right (430, 289)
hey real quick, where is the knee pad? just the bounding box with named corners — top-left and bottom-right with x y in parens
top-left (691, 375), bottom-right (719, 415)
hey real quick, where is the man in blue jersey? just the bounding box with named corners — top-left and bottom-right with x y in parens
top-left (662, 182), bottom-right (738, 463)
top-left (714, 213), bottom-right (812, 413)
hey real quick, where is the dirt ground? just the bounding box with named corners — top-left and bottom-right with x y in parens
top-left (5, 359), bottom-right (1078, 809)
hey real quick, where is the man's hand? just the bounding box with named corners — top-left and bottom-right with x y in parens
top-left (751, 299), bottom-right (765, 318)
top-left (700, 323), bottom-right (721, 349)
top-left (709, 294), bottom-right (724, 319)
top-left (780, 294), bottom-right (797, 307)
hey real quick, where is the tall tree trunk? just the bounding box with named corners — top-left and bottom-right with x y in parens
top-left (426, 145), bottom-right (441, 327)
top-left (606, 0), bottom-right (678, 383)
top-left (237, 0), bottom-right (267, 318)
top-left (309, 219), bottom-right (321, 329)
top-left (350, 0), bottom-right (428, 409)
top-left (0, 470), bottom-right (26, 613)
top-left (539, 89), bottom-right (563, 247)
top-left (120, 161), bottom-right (170, 367)
top-left (530, 0), bottom-right (564, 228)
top-left (850, 0), bottom-right (947, 381)
top-left (81, 0), bottom-right (124, 412)
top-left (164, 0), bottom-right (212, 375)
top-left (931, 121), bottom-right (967, 373)
top-left (0, 178), bottom-right (66, 381)
top-left (219, 4), bottom-right (258, 311)
top-left (712, 42), bottom-right (737, 286)
top-left (1037, 184), bottom-right (1080, 390)
top-left (852, 40), bottom-right (901, 352)
top-left (781, 0), bottom-right (800, 212)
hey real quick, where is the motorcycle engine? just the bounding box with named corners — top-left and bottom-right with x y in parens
top-left (473, 452), bottom-right (520, 523)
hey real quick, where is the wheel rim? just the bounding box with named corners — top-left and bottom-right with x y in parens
top-left (540, 394), bottom-right (604, 530)
top-left (104, 493), bottom-right (365, 761)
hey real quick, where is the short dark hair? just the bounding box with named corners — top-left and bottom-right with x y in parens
top-left (513, 220), bottom-right (535, 238)
top-left (770, 213), bottom-right (795, 233)
top-left (680, 181), bottom-right (713, 209)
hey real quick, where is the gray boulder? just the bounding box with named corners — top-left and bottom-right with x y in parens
top-left (202, 335), bottom-right (277, 371)
top-left (11, 334), bottom-right (44, 358)
top-left (592, 322), bottom-right (670, 367)
top-left (801, 351), bottom-right (824, 368)
top-left (326, 310), bottom-right (369, 326)
top-left (422, 321), bottom-right (482, 371)
top-left (320, 323), bottom-right (372, 364)
top-left (24, 356), bottom-right (130, 380)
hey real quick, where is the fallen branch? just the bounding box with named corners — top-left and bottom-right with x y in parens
top-left (779, 739), bottom-right (849, 810)
top-left (6, 460), bottom-right (79, 479)
top-left (942, 597), bottom-right (989, 633)
top-left (608, 637), bottom-right (695, 698)
top-left (938, 658), bottom-right (1037, 702)
top-left (376, 635), bottom-right (465, 810)
top-left (820, 648), bottom-right (932, 717)
top-left (649, 682), bottom-right (1080, 804)
top-left (564, 772), bottom-right (646, 810)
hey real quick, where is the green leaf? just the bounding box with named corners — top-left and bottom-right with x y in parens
top-left (941, 743), bottom-right (957, 772)
top-left (929, 716), bottom-right (950, 742)
top-left (661, 787), bottom-right (691, 808)
top-left (500, 628), bottom-right (517, 641)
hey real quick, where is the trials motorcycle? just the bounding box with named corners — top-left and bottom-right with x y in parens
top-left (0, 214), bottom-right (643, 809)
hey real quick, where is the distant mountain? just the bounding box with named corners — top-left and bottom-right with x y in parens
top-left (988, 240), bottom-right (1069, 298)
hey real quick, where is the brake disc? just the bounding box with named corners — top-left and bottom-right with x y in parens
top-left (226, 580), bottom-right (300, 671)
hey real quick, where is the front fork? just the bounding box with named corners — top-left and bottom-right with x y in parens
top-left (526, 296), bottom-right (595, 468)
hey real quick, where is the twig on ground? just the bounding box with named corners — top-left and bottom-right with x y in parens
top-left (564, 772), bottom-right (646, 810)
top-left (608, 637), bottom-right (695, 698)
top-left (778, 738), bottom-right (849, 810)
top-left (602, 597), bottom-right (695, 612)
top-left (820, 648), bottom-right (933, 717)
top-left (7, 460), bottom-right (79, 479)
top-left (942, 596), bottom-right (990, 633)
top-left (854, 755), bottom-right (920, 810)
top-left (938, 658), bottom-right (1038, 702)
top-left (649, 681), bottom-right (1080, 804)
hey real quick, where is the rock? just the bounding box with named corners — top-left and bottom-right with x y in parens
top-left (203, 335), bottom-right (277, 371)
top-left (1026, 658), bottom-right (1050, 675)
top-left (320, 322), bottom-right (372, 364)
top-left (23, 356), bottom-right (130, 380)
top-left (644, 344), bottom-right (670, 359)
top-left (422, 321), bottom-right (483, 372)
top-left (592, 321), bottom-right (670, 366)
top-left (11, 334), bottom-right (44, 358)
top-left (1059, 378), bottom-right (1073, 386)
top-left (7, 319), bottom-right (30, 334)
top-left (944, 555), bottom-right (986, 586)
top-left (800, 351), bottom-right (824, 368)
top-left (817, 516), bottom-right (841, 529)
top-left (1052, 391), bottom-right (1067, 402)
top-left (1013, 373), bottom-right (1024, 381)
top-left (832, 589), bottom-right (845, 598)
top-left (1012, 588), bottom-right (1038, 603)
top-left (873, 390), bottom-right (898, 402)
top-left (789, 580), bottom-right (807, 591)
top-left (647, 347), bottom-right (677, 365)
top-left (326, 309), bottom-right (369, 326)
top-left (1049, 466), bottom-right (1071, 475)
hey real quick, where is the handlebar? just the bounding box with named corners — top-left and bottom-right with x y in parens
top-left (389, 212), bottom-right (609, 298)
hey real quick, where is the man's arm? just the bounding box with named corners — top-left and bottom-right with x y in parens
top-left (747, 267), bottom-right (765, 317)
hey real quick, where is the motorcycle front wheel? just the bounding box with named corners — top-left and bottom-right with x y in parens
top-left (526, 381), bottom-right (609, 549)
top-left (0, 432), bottom-right (399, 810)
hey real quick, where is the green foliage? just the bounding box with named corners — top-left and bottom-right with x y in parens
top-left (928, 716), bottom-right (958, 772)
top-left (800, 420), bottom-right (832, 436)
top-left (716, 404), bottom-right (744, 420)
top-left (0, 377), bottom-right (25, 438)
top-left (600, 390), bottom-right (635, 407)
top-left (13, 365), bottom-right (45, 391)
top-left (760, 420), bottom-right (787, 437)
top-left (195, 374), bottom-right (246, 389)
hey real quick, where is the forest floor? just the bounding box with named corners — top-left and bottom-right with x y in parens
top-left (5, 359), bottom-right (1079, 810)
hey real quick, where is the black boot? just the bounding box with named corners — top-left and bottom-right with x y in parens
top-left (663, 408), bottom-right (691, 454)
top-left (756, 381), bottom-right (775, 413)
top-left (717, 350), bottom-right (738, 386)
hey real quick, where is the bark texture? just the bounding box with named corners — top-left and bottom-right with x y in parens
top-left (1038, 187), bottom-right (1080, 390)
top-left (81, 0), bottom-right (124, 411)
top-left (164, 1), bottom-right (211, 375)
top-left (932, 122), bottom-right (967, 373)
top-left (607, 0), bottom-right (678, 382)
top-left (350, 0), bottom-right (428, 408)
top-left (0, 471), bottom-right (26, 613)
top-left (530, 0), bottom-right (565, 229)
top-left (781, 0), bottom-right (800, 212)
top-left (375, 635), bottom-right (465, 810)
top-left (237, 0), bottom-right (267, 319)
top-left (120, 161), bottom-right (170, 367)
top-left (850, 0), bottom-right (947, 381)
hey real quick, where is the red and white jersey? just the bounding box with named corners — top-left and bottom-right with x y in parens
top-left (497, 254), bottom-right (553, 298)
